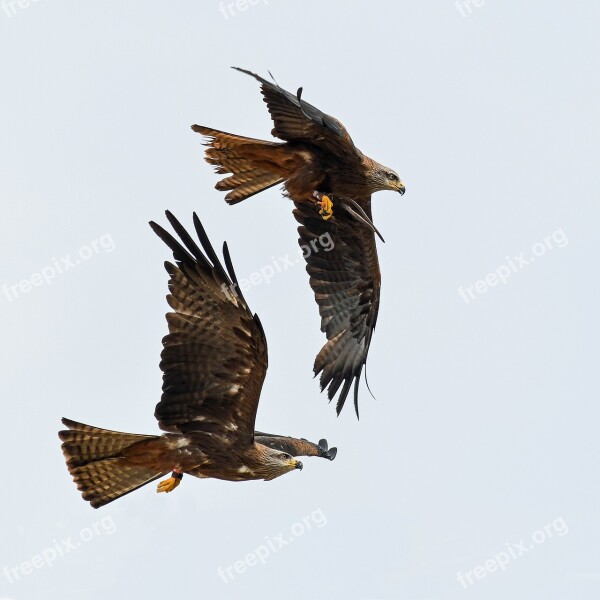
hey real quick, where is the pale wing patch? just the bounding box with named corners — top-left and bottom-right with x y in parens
top-left (220, 285), bottom-right (240, 307)
top-left (167, 437), bottom-right (190, 450)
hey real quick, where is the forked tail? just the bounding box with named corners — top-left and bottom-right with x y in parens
top-left (192, 125), bottom-right (286, 204)
top-left (58, 418), bottom-right (166, 508)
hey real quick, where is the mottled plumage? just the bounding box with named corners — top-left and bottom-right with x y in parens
top-left (59, 212), bottom-right (336, 508)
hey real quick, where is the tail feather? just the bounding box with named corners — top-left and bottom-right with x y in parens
top-left (69, 459), bottom-right (165, 509)
top-left (222, 173), bottom-right (286, 204)
top-left (59, 418), bottom-right (155, 468)
top-left (192, 124), bottom-right (285, 204)
top-left (215, 168), bottom-right (270, 190)
top-left (191, 125), bottom-right (272, 148)
top-left (59, 418), bottom-right (166, 508)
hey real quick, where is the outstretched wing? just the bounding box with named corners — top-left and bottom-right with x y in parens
top-left (254, 432), bottom-right (337, 461)
top-left (150, 212), bottom-right (268, 446)
top-left (234, 67), bottom-right (362, 162)
top-left (294, 199), bottom-right (381, 417)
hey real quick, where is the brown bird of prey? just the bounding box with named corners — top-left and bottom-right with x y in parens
top-left (192, 68), bottom-right (405, 416)
top-left (58, 212), bottom-right (336, 509)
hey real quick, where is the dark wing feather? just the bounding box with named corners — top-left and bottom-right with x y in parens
top-left (294, 199), bottom-right (381, 417)
top-left (149, 212), bottom-right (268, 446)
top-left (233, 67), bottom-right (362, 162)
top-left (254, 432), bottom-right (337, 461)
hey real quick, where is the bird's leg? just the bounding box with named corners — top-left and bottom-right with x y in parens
top-left (312, 191), bottom-right (334, 220)
top-left (157, 469), bottom-right (183, 494)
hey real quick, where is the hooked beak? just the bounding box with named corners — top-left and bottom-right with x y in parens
top-left (294, 460), bottom-right (303, 470)
top-left (397, 181), bottom-right (406, 195)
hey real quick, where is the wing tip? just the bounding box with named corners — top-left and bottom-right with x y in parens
top-left (326, 447), bottom-right (338, 460)
top-left (231, 66), bottom-right (260, 81)
top-left (317, 439), bottom-right (338, 461)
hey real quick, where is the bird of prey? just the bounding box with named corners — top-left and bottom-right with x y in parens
top-left (192, 67), bottom-right (405, 416)
top-left (58, 212), bottom-right (336, 509)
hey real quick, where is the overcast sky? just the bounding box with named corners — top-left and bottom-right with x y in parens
top-left (1, 1), bottom-right (599, 599)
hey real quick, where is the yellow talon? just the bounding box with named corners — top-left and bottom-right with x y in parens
top-left (317, 194), bottom-right (333, 220)
top-left (157, 474), bottom-right (181, 494)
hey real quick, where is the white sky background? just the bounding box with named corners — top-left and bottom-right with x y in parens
top-left (1, 1), bottom-right (598, 599)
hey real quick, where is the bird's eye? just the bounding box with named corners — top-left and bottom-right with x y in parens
top-left (387, 172), bottom-right (398, 181)
top-left (281, 453), bottom-right (291, 460)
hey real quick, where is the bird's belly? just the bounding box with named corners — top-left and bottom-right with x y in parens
top-left (188, 463), bottom-right (261, 482)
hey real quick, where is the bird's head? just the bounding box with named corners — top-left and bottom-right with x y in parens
top-left (370, 164), bottom-right (406, 195)
top-left (261, 448), bottom-right (303, 480)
